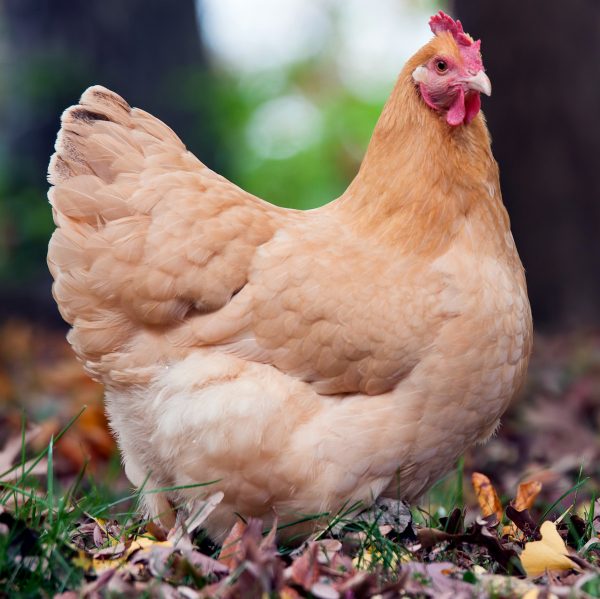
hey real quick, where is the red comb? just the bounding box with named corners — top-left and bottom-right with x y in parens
top-left (429, 11), bottom-right (475, 47)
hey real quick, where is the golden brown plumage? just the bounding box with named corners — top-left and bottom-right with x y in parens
top-left (47, 13), bottom-right (531, 539)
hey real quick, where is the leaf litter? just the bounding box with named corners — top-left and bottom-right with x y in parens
top-left (1, 321), bottom-right (600, 597)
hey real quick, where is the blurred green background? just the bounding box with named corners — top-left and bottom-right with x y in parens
top-left (0, 0), bottom-right (599, 329)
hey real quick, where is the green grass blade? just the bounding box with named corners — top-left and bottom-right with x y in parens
top-left (46, 435), bottom-right (54, 524)
top-left (540, 476), bottom-right (590, 522)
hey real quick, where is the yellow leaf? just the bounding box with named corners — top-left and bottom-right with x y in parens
top-left (72, 550), bottom-right (122, 574)
top-left (520, 521), bottom-right (579, 577)
top-left (472, 472), bottom-right (503, 522)
top-left (125, 535), bottom-right (172, 558)
top-left (352, 546), bottom-right (398, 570)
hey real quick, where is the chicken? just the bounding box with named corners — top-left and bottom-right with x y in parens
top-left (47, 11), bottom-right (532, 540)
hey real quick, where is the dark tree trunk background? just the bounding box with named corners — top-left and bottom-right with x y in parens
top-left (0, 0), bottom-right (218, 324)
top-left (454, 1), bottom-right (600, 329)
top-left (3, 0), bottom-right (215, 175)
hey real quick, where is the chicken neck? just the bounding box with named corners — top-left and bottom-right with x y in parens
top-left (332, 52), bottom-right (508, 258)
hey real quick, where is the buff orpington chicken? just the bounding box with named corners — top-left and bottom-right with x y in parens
top-left (47, 11), bottom-right (532, 540)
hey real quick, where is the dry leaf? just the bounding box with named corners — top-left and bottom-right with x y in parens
top-left (218, 520), bottom-right (248, 570)
top-left (520, 521), bottom-right (579, 577)
top-left (504, 507), bottom-right (540, 541)
top-left (513, 480), bottom-right (543, 512)
top-left (503, 480), bottom-right (543, 539)
top-left (472, 472), bottom-right (503, 523)
top-left (289, 543), bottom-right (320, 588)
top-left (416, 527), bottom-right (452, 549)
top-left (280, 586), bottom-right (303, 599)
top-left (180, 492), bottom-right (225, 539)
top-left (521, 589), bottom-right (540, 599)
top-left (73, 550), bottom-right (120, 575)
top-left (0, 429), bottom-right (48, 483)
top-left (472, 565), bottom-right (539, 597)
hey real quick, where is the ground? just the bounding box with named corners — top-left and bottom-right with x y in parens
top-left (1, 320), bottom-right (599, 598)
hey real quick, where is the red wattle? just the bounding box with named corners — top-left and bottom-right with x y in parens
top-left (464, 92), bottom-right (481, 124)
top-left (446, 88), bottom-right (466, 126)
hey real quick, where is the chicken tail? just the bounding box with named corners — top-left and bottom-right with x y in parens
top-left (48, 86), bottom-right (274, 381)
top-left (47, 86), bottom-right (193, 378)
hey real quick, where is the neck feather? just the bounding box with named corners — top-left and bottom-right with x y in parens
top-left (333, 48), bottom-right (507, 257)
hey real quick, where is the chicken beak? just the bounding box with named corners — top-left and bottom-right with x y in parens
top-left (466, 71), bottom-right (492, 96)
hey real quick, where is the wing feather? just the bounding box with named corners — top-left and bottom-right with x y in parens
top-left (48, 86), bottom-right (277, 378)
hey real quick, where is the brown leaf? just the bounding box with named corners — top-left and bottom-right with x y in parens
top-left (180, 549), bottom-right (229, 577)
top-left (0, 428), bottom-right (48, 483)
top-left (401, 562), bottom-right (474, 597)
top-left (314, 539), bottom-right (342, 564)
top-left (505, 506), bottom-right (541, 540)
top-left (289, 542), bottom-right (320, 588)
top-left (461, 518), bottom-right (521, 574)
top-left (90, 542), bottom-right (127, 559)
top-left (218, 520), bottom-right (247, 570)
top-left (337, 571), bottom-right (377, 596)
top-left (438, 507), bottom-right (464, 535)
top-left (513, 480), bottom-right (542, 512)
top-left (472, 472), bottom-right (503, 523)
top-left (416, 527), bottom-right (453, 549)
top-left (280, 586), bottom-right (303, 599)
top-left (146, 519), bottom-right (168, 542)
top-left (220, 519), bottom-right (284, 596)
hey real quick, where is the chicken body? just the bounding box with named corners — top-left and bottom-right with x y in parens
top-left (48, 22), bottom-right (531, 539)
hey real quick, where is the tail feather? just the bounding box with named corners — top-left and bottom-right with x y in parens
top-left (47, 86), bottom-right (276, 381)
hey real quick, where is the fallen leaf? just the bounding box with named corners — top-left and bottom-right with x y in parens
top-left (180, 492), bottom-right (225, 539)
top-left (354, 497), bottom-right (413, 537)
top-left (401, 561), bottom-right (474, 597)
top-left (463, 517), bottom-right (521, 574)
top-left (217, 519), bottom-right (284, 596)
top-left (90, 542), bottom-right (127, 559)
top-left (126, 534), bottom-right (172, 558)
top-left (289, 543), bottom-right (320, 588)
top-left (0, 429), bottom-right (48, 483)
top-left (438, 507), bottom-right (464, 535)
top-left (310, 581), bottom-right (340, 599)
top-left (72, 550), bottom-right (120, 575)
top-left (520, 521), bottom-right (580, 577)
top-left (472, 472), bottom-right (503, 523)
top-left (505, 507), bottom-right (540, 540)
top-left (513, 480), bottom-right (543, 512)
top-left (503, 480), bottom-right (542, 539)
top-left (280, 586), bottom-right (302, 599)
top-left (218, 520), bottom-right (247, 569)
top-left (416, 527), bottom-right (452, 549)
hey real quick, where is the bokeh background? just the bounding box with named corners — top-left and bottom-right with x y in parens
top-left (0, 0), bottom-right (599, 507)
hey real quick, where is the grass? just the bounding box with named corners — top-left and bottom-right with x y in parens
top-left (1, 417), bottom-right (600, 597)
top-left (1, 446), bottom-right (125, 595)
top-left (1, 468), bottom-right (227, 596)
top-left (0, 413), bottom-right (221, 597)
top-left (0, 438), bottom-right (445, 595)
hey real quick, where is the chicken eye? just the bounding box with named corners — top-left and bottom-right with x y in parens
top-left (435, 60), bottom-right (448, 73)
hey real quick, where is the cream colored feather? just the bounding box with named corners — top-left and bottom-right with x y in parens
top-left (48, 29), bottom-right (531, 540)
